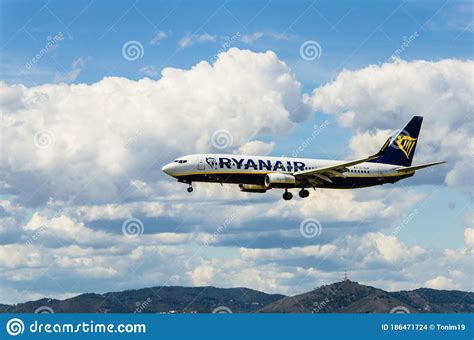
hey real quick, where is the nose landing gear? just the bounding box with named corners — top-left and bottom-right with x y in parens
top-left (187, 183), bottom-right (193, 192)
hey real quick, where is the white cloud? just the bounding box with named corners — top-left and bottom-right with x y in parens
top-left (139, 66), bottom-right (159, 77)
top-left (358, 232), bottom-right (425, 263)
top-left (71, 201), bottom-right (165, 220)
top-left (240, 32), bottom-right (296, 44)
top-left (236, 141), bottom-right (275, 155)
top-left (424, 276), bottom-right (456, 290)
top-left (24, 212), bottom-right (111, 245)
top-left (150, 31), bottom-right (168, 45)
top-left (1, 48), bottom-right (311, 205)
top-left (309, 58), bottom-right (474, 187)
top-left (240, 244), bottom-right (337, 261)
top-left (178, 33), bottom-right (216, 49)
top-left (241, 32), bottom-right (264, 44)
top-left (464, 227), bottom-right (474, 248)
top-left (54, 57), bottom-right (88, 83)
top-left (187, 264), bottom-right (216, 286)
top-left (1, 217), bottom-right (472, 303)
top-left (270, 33), bottom-right (296, 41)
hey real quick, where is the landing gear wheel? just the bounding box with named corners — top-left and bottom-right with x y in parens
top-left (299, 189), bottom-right (310, 198)
top-left (282, 191), bottom-right (293, 200)
top-left (187, 186), bottom-right (193, 193)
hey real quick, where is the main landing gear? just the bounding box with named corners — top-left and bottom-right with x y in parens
top-left (187, 183), bottom-right (193, 192)
top-left (299, 189), bottom-right (309, 198)
top-left (282, 189), bottom-right (293, 201)
top-left (282, 189), bottom-right (310, 200)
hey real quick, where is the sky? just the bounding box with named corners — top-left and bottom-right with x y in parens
top-left (0, 0), bottom-right (473, 306)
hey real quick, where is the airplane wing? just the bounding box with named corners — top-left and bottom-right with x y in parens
top-left (293, 137), bottom-right (392, 183)
top-left (395, 161), bottom-right (446, 173)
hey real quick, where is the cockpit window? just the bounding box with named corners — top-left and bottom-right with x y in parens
top-left (174, 160), bottom-right (188, 164)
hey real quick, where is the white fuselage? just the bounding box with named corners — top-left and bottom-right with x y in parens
top-left (162, 154), bottom-right (412, 190)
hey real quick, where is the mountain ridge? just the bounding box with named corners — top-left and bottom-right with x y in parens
top-left (260, 280), bottom-right (474, 313)
top-left (2, 281), bottom-right (472, 313)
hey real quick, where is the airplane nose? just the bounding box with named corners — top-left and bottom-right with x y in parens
top-left (162, 163), bottom-right (175, 176)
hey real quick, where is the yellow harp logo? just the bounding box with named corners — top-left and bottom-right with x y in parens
top-left (396, 135), bottom-right (417, 159)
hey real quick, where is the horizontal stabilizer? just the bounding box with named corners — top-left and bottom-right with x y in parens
top-left (395, 161), bottom-right (446, 173)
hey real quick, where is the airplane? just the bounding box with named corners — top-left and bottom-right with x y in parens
top-left (162, 116), bottom-right (445, 200)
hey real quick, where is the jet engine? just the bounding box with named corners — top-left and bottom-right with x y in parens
top-left (264, 173), bottom-right (296, 188)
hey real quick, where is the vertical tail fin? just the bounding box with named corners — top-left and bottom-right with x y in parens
top-left (370, 116), bottom-right (422, 167)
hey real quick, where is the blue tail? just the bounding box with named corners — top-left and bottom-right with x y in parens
top-left (369, 116), bottom-right (422, 167)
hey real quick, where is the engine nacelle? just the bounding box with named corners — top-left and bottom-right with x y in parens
top-left (239, 184), bottom-right (268, 193)
top-left (264, 173), bottom-right (296, 188)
